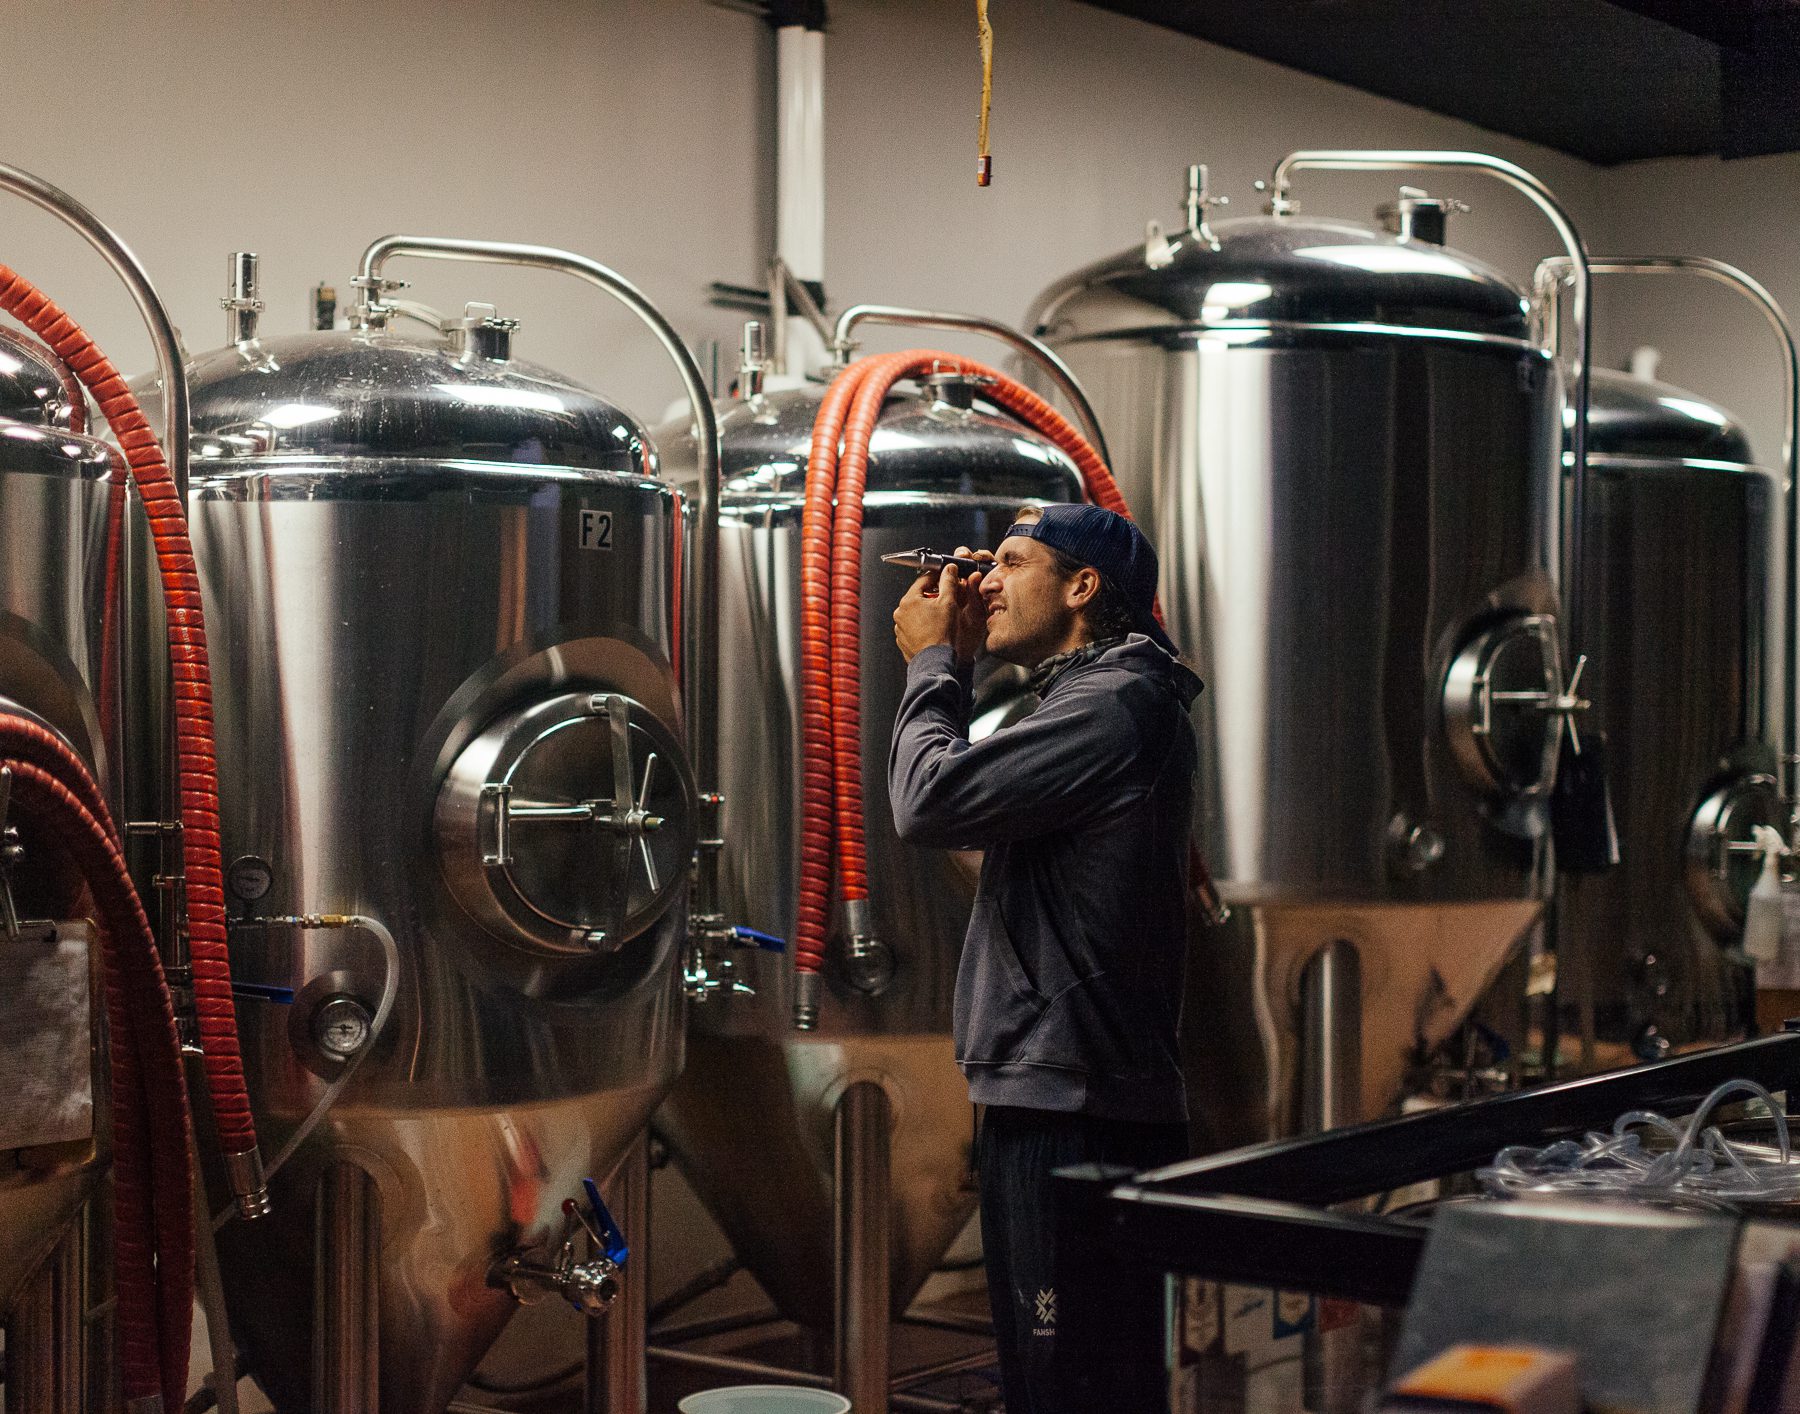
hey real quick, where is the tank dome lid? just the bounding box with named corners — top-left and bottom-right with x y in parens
top-left (0, 329), bottom-right (83, 429)
top-left (1028, 214), bottom-right (1532, 345)
top-left (660, 375), bottom-right (1084, 504)
top-left (1584, 368), bottom-right (1755, 465)
top-left (178, 324), bottom-right (653, 475)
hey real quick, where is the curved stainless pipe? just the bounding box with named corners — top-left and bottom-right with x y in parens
top-left (0, 164), bottom-right (190, 496)
top-left (1268, 150), bottom-right (1591, 651)
top-left (355, 234), bottom-right (726, 932)
top-left (0, 164), bottom-right (195, 1001)
top-left (830, 303), bottom-right (1113, 470)
top-left (768, 257), bottom-right (833, 376)
top-left (1538, 253), bottom-right (1800, 823)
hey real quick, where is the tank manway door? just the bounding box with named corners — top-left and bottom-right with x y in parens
top-left (437, 691), bottom-right (694, 954)
top-left (1443, 615), bottom-right (1568, 800)
top-left (1687, 772), bottom-right (1786, 939)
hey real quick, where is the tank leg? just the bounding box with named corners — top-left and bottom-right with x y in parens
top-left (4, 1223), bottom-right (86, 1414)
top-left (313, 1161), bottom-right (380, 1414)
top-left (833, 1081), bottom-right (891, 1414)
top-left (86, 1188), bottom-right (117, 1409)
top-left (1299, 939), bottom-right (1364, 1414)
top-left (1299, 938), bottom-right (1362, 1133)
top-left (586, 1132), bottom-right (650, 1414)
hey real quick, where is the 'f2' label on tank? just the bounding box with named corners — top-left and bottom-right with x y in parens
top-left (578, 510), bottom-right (615, 551)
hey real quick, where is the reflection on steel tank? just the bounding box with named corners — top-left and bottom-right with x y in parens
top-left (652, 321), bottom-right (1082, 1336)
top-left (1027, 168), bottom-right (1570, 1149)
top-left (1560, 367), bottom-right (1783, 1062)
top-left (135, 249), bottom-right (696, 1414)
top-left (0, 324), bottom-right (116, 1353)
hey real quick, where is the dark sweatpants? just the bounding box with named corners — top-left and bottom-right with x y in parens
top-left (976, 1105), bottom-right (1188, 1414)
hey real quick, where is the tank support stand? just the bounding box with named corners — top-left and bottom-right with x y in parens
top-left (835, 1080), bottom-right (893, 1414)
top-left (1299, 939), bottom-right (1363, 1134)
top-left (1299, 939), bottom-right (1365, 1414)
top-left (315, 1162), bottom-right (380, 1413)
top-left (587, 1133), bottom-right (650, 1413)
top-left (4, 1221), bottom-right (86, 1414)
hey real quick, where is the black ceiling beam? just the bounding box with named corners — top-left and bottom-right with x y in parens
top-left (1079, 0), bottom-right (1800, 164)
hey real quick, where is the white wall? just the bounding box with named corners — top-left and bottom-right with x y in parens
top-left (0, 0), bottom-right (1609, 423)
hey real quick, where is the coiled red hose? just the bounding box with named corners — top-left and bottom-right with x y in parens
top-left (0, 267), bottom-right (259, 1167)
top-left (794, 351), bottom-right (1146, 985)
top-left (0, 718), bottom-right (195, 1412)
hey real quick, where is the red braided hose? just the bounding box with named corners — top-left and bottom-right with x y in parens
top-left (793, 363), bottom-right (870, 977)
top-left (0, 267), bottom-right (258, 1159)
top-left (1, 726), bottom-right (195, 1410)
top-left (800, 351), bottom-right (1150, 985)
top-left (828, 353), bottom-right (917, 907)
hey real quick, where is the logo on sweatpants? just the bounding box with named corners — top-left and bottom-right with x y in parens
top-left (1033, 1287), bottom-right (1056, 1335)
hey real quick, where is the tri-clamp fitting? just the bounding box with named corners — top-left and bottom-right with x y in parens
top-left (493, 1179), bottom-right (629, 1318)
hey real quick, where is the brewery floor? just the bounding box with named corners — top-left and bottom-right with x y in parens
top-left (643, 1287), bottom-right (1004, 1412)
top-left (190, 1289), bottom-right (1003, 1413)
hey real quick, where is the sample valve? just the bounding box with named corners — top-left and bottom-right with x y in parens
top-left (492, 1178), bottom-right (631, 1317)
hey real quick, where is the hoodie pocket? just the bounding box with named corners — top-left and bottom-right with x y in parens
top-left (1019, 970), bottom-right (1156, 1078)
top-left (956, 897), bottom-right (1047, 1064)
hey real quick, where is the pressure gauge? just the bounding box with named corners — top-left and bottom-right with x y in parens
top-left (312, 995), bottom-right (373, 1060)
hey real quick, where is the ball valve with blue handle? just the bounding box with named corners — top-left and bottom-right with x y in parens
top-left (490, 1176), bottom-right (632, 1317)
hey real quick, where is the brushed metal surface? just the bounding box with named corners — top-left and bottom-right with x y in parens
top-left (653, 380), bottom-right (1078, 1326)
top-left (1030, 209), bottom-right (1562, 1141)
top-left (0, 362), bottom-right (114, 1321)
top-left (160, 321), bottom-right (691, 1414)
top-left (1560, 369), bottom-right (1783, 1053)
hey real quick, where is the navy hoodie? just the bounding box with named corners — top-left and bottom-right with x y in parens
top-left (889, 634), bottom-right (1201, 1123)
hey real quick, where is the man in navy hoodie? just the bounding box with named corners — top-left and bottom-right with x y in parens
top-left (890, 503), bottom-right (1200, 1414)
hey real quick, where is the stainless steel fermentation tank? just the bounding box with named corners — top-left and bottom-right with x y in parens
top-left (152, 243), bottom-right (711, 1414)
top-left (0, 164), bottom-right (206, 1413)
top-left (1559, 368), bottom-right (1783, 1057)
top-left (1029, 158), bottom-right (1586, 1148)
top-left (1535, 255), bottom-right (1798, 1068)
top-left (0, 326), bottom-right (114, 1410)
top-left (652, 305), bottom-right (1087, 1392)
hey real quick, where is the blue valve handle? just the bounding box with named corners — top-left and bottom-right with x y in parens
top-left (232, 981), bottom-right (296, 1004)
top-left (732, 925), bottom-right (787, 953)
top-left (582, 1177), bottom-right (630, 1266)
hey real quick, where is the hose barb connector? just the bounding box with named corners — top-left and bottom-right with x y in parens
top-left (224, 1146), bottom-right (272, 1221)
top-left (843, 898), bottom-right (895, 995)
top-left (793, 970), bottom-right (821, 1031)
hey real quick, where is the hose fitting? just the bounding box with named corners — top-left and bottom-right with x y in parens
top-left (842, 899), bottom-right (894, 995)
top-left (224, 1147), bottom-right (272, 1220)
top-left (794, 971), bottom-right (821, 1031)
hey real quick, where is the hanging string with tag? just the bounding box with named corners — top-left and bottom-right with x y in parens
top-left (976, 0), bottom-right (994, 185)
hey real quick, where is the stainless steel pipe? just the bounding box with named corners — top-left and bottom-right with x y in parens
top-left (835, 1080), bottom-right (893, 1414)
top-left (0, 163), bottom-right (195, 992)
top-left (314, 1163), bottom-right (380, 1414)
top-left (0, 164), bottom-right (190, 495)
top-left (830, 303), bottom-right (1112, 469)
top-left (769, 256), bottom-right (834, 376)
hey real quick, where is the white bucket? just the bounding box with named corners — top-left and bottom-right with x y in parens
top-left (677, 1386), bottom-right (853, 1414)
